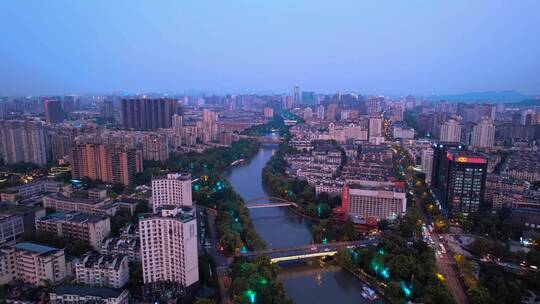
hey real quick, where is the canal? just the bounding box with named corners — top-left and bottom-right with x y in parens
top-left (226, 145), bottom-right (382, 304)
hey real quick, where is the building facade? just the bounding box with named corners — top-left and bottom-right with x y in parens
top-left (121, 98), bottom-right (177, 131)
top-left (75, 253), bottom-right (129, 288)
top-left (151, 173), bottom-right (193, 212)
top-left (0, 242), bottom-right (67, 286)
top-left (36, 212), bottom-right (111, 249)
top-left (435, 150), bottom-right (487, 214)
top-left (139, 206), bottom-right (198, 288)
top-left (0, 120), bottom-right (48, 165)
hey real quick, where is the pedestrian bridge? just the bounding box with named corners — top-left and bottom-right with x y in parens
top-left (241, 240), bottom-right (378, 263)
top-left (245, 196), bottom-right (298, 209)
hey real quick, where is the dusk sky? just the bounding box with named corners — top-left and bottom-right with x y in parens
top-left (1, 1), bottom-right (539, 96)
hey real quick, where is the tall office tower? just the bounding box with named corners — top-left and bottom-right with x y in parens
top-left (368, 116), bottom-right (382, 138)
top-left (301, 91), bottom-right (317, 105)
top-left (367, 96), bottom-right (381, 115)
top-left (439, 119), bottom-right (462, 143)
top-left (317, 105), bottom-right (325, 120)
top-left (44, 100), bottom-right (64, 123)
top-left (430, 142), bottom-right (465, 188)
top-left (139, 206), bottom-right (198, 288)
top-left (470, 118), bottom-right (495, 148)
top-left (293, 86), bottom-right (300, 107)
top-left (0, 120), bottom-right (48, 165)
top-left (99, 100), bottom-right (115, 118)
top-left (435, 150), bottom-right (487, 215)
top-left (151, 173), bottom-right (192, 212)
top-left (326, 104), bottom-right (338, 121)
top-left (421, 148), bottom-right (434, 183)
top-left (70, 141), bottom-right (143, 186)
top-left (121, 98), bottom-right (177, 130)
top-left (303, 107), bottom-right (313, 121)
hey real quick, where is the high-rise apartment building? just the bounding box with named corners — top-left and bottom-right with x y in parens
top-left (317, 105), bottom-right (325, 120)
top-left (326, 104), bottom-right (338, 121)
top-left (368, 116), bottom-right (383, 138)
top-left (0, 120), bottom-right (48, 165)
top-left (303, 107), bottom-right (313, 121)
top-left (139, 206), bottom-right (198, 288)
top-left (141, 133), bottom-right (169, 161)
top-left (99, 100), bottom-right (115, 118)
top-left (471, 118), bottom-right (495, 148)
top-left (440, 119), bottom-right (462, 143)
top-left (44, 100), bottom-right (64, 123)
top-left (70, 139), bottom-right (143, 186)
top-left (121, 98), bottom-right (177, 130)
top-left (435, 150), bottom-right (487, 214)
top-left (421, 148), bottom-right (434, 183)
top-left (367, 96), bottom-right (381, 115)
top-left (151, 173), bottom-right (192, 212)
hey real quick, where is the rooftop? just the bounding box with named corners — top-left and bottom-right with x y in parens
top-left (14, 242), bottom-right (61, 254)
top-left (53, 284), bottom-right (126, 298)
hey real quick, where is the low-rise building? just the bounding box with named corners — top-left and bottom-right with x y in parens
top-left (43, 193), bottom-right (117, 216)
top-left (0, 214), bottom-right (24, 245)
top-left (100, 223), bottom-right (140, 262)
top-left (0, 180), bottom-right (69, 202)
top-left (0, 242), bottom-right (67, 286)
top-left (36, 212), bottom-right (111, 249)
top-left (49, 284), bottom-right (129, 304)
top-left (341, 182), bottom-right (407, 221)
top-left (75, 253), bottom-right (129, 288)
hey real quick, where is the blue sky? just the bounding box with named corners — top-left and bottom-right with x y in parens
top-left (1, 1), bottom-right (539, 96)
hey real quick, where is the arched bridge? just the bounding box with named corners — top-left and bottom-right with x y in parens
top-left (242, 239), bottom-right (379, 263)
top-left (245, 196), bottom-right (298, 209)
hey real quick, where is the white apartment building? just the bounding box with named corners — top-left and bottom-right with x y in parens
top-left (342, 184), bottom-right (407, 221)
top-left (440, 119), bottom-right (462, 143)
top-left (368, 116), bottom-right (383, 138)
top-left (36, 212), bottom-right (111, 249)
top-left (139, 206), bottom-right (198, 288)
top-left (393, 126), bottom-right (415, 139)
top-left (471, 118), bottom-right (495, 148)
top-left (0, 242), bottom-right (67, 286)
top-left (75, 253), bottom-right (129, 288)
top-left (421, 148), bottom-right (434, 183)
top-left (151, 173), bottom-right (193, 212)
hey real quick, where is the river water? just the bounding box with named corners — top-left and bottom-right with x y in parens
top-left (226, 145), bottom-right (381, 304)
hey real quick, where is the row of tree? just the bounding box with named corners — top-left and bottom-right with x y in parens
top-left (135, 139), bottom-right (260, 185)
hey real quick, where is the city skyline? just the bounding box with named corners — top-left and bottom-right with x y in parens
top-left (1, 1), bottom-right (540, 96)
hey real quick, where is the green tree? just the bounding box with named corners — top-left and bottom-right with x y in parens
top-left (335, 249), bottom-right (353, 269)
top-left (467, 286), bottom-right (491, 304)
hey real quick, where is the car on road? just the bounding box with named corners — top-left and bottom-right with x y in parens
top-left (310, 246), bottom-right (317, 252)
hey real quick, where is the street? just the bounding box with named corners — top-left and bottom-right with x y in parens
top-left (393, 145), bottom-right (469, 304)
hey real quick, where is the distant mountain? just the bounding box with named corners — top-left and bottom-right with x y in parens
top-left (423, 90), bottom-right (535, 103)
top-left (507, 98), bottom-right (540, 107)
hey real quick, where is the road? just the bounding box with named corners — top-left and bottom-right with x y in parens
top-left (197, 205), bottom-right (232, 304)
top-left (392, 145), bottom-right (469, 304)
